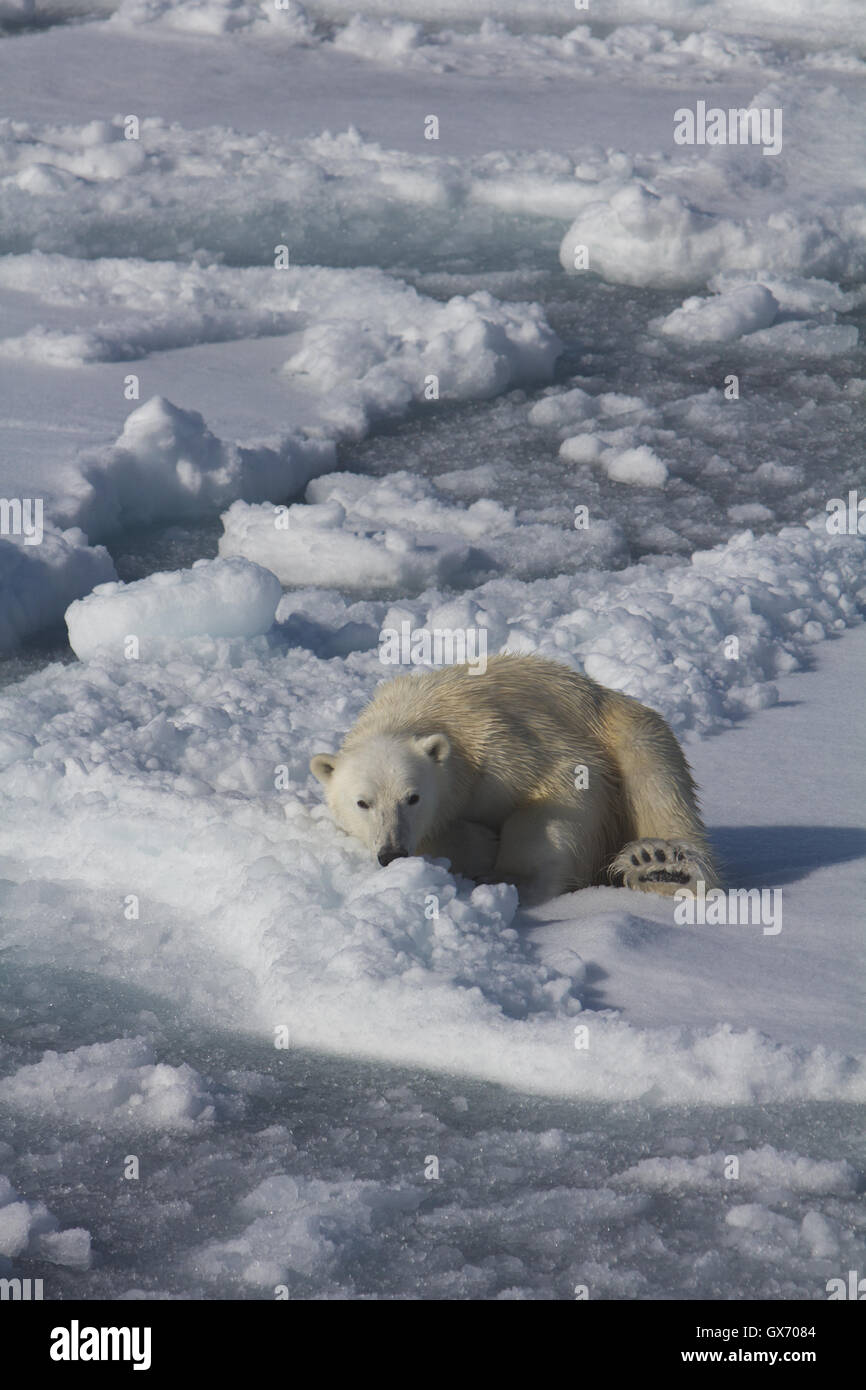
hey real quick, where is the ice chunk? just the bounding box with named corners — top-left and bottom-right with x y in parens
top-left (654, 284), bottom-right (779, 342)
top-left (65, 556), bottom-right (282, 660)
top-left (602, 445), bottom-right (668, 487)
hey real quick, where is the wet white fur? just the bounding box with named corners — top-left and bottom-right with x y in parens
top-left (311, 654), bottom-right (718, 903)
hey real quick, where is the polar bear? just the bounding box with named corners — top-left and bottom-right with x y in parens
top-left (310, 654), bottom-right (719, 903)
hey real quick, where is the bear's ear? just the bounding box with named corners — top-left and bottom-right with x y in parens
top-left (417, 733), bottom-right (450, 764)
top-left (310, 753), bottom-right (338, 783)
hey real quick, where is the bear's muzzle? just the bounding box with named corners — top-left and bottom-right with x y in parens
top-left (378, 847), bottom-right (409, 867)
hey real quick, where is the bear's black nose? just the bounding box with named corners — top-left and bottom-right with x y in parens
top-left (378, 848), bottom-right (408, 867)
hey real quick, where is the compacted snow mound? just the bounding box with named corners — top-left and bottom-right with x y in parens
top-left (559, 163), bottom-right (866, 290)
top-left (61, 396), bottom-right (337, 541)
top-left (0, 527), bottom-right (116, 654)
top-left (65, 555), bottom-right (283, 659)
top-left (0, 1038), bottom-right (215, 1131)
top-left (280, 286), bottom-right (562, 436)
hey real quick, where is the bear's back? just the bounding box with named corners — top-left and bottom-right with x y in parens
top-left (345, 655), bottom-right (612, 784)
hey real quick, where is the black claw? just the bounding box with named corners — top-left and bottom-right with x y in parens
top-left (654, 848), bottom-right (666, 862)
top-left (631, 854), bottom-right (640, 866)
top-left (641, 849), bottom-right (652, 863)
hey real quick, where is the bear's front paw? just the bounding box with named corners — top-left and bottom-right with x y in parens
top-left (426, 820), bottom-right (500, 880)
top-left (610, 839), bottom-right (718, 896)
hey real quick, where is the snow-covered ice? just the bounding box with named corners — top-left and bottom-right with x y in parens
top-left (0, 0), bottom-right (864, 1302)
top-left (219, 470), bottom-right (627, 592)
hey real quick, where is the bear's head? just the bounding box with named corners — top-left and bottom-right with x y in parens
top-left (310, 732), bottom-right (450, 866)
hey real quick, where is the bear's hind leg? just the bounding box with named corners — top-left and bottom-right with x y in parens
top-left (599, 693), bottom-right (719, 893)
top-left (610, 838), bottom-right (717, 895)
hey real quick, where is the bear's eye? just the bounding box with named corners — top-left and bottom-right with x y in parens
top-left (357, 799), bottom-right (370, 810)
top-left (406, 793), bottom-right (420, 805)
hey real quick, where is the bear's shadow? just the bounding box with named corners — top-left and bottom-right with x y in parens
top-left (711, 823), bottom-right (866, 888)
